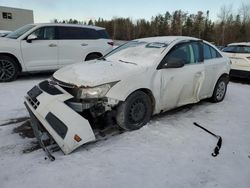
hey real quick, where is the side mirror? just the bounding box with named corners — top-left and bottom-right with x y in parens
top-left (163, 58), bottom-right (185, 69)
top-left (26, 34), bottom-right (37, 43)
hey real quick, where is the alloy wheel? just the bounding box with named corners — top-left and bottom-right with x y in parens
top-left (216, 81), bottom-right (226, 101)
top-left (0, 59), bottom-right (15, 81)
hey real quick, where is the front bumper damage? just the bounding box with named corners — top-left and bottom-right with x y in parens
top-left (24, 80), bottom-right (97, 155)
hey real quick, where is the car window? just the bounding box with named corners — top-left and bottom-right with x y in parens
top-left (204, 44), bottom-right (212, 59)
top-left (97, 29), bottom-right (111, 39)
top-left (191, 42), bottom-right (201, 63)
top-left (6, 24), bottom-right (35, 39)
top-left (222, 46), bottom-right (237, 53)
top-left (164, 42), bottom-right (201, 65)
top-left (105, 41), bottom-right (168, 66)
top-left (204, 43), bottom-right (222, 60)
top-left (236, 46), bottom-right (250, 53)
top-left (243, 46), bottom-right (250, 53)
top-left (210, 46), bottom-right (221, 58)
top-left (57, 26), bottom-right (99, 40)
top-left (81, 28), bottom-right (100, 39)
top-left (31, 27), bottom-right (55, 40)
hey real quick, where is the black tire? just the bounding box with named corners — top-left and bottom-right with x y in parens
top-left (116, 91), bottom-right (152, 130)
top-left (211, 76), bottom-right (228, 103)
top-left (85, 53), bottom-right (102, 61)
top-left (0, 55), bottom-right (19, 82)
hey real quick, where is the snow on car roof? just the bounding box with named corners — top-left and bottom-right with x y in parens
top-left (135, 36), bottom-right (199, 44)
top-left (228, 42), bottom-right (250, 46)
top-left (31, 23), bottom-right (105, 30)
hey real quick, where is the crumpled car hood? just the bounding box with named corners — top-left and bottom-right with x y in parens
top-left (53, 60), bottom-right (142, 87)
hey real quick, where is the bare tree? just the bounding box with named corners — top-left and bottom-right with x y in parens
top-left (239, 3), bottom-right (250, 23)
top-left (217, 4), bottom-right (233, 44)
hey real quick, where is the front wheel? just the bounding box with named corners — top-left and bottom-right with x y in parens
top-left (0, 55), bottom-right (19, 82)
top-left (116, 91), bottom-right (152, 131)
top-left (211, 76), bottom-right (228, 102)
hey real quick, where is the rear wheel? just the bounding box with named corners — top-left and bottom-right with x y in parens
top-left (116, 91), bottom-right (152, 130)
top-left (211, 76), bottom-right (228, 102)
top-left (0, 55), bottom-right (19, 82)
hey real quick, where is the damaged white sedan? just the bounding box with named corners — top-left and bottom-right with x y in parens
top-left (24, 36), bottom-right (230, 155)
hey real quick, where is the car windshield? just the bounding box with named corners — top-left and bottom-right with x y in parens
top-left (105, 41), bottom-right (168, 65)
top-left (6, 24), bottom-right (35, 39)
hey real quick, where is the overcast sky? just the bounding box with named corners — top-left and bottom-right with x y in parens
top-left (0, 0), bottom-right (249, 23)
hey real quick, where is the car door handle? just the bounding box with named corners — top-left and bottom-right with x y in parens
top-left (48, 44), bottom-right (57, 47)
top-left (81, 43), bottom-right (88, 46)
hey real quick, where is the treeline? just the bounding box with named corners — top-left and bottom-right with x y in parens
top-left (52, 4), bottom-right (250, 45)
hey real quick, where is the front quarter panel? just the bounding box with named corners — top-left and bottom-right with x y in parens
top-left (105, 66), bottom-right (162, 114)
top-left (0, 38), bottom-right (26, 71)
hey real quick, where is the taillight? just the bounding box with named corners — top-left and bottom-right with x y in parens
top-left (108, 41), bottom-right (114, 46)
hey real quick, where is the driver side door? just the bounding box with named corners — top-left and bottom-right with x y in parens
top-left (21, 26), bottom-right (59, 71)
top-left (158, 41), bottom-right (205, 111)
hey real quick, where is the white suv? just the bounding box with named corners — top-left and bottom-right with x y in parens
top-left (0, 23), bottom-right (113, 82)
top-left (222, 43), bottom-right (250, 78)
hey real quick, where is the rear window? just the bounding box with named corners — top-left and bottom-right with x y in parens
top-left (57, 26), bottom-right (101, 40)
top-left (223, 45), bottom-right (250, 53)
top-left (237, 46), bottom-right (250, 53)
top-left (223, 45), bottom-right (237, 53)
top-left (244, 46), bottom-right (250, 53)
top-left (97, 29), bottom-right (111, 39)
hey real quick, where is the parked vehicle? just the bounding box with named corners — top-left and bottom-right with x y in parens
top-left (222, 42), bottom-right (250, 78)
top-left (0, 23), bottom-right (113, 82)
top-left (216, 45), bottom-right (226, 51)
top-left (0, 30), bottom-right (11, 37)
top-left (25, 36), bottom-right (230, 155)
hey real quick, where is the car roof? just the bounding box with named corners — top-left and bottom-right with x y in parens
top-left (228, 42), bottom-right (250, 46)
top-left (135, 36), bottom-right (200, 44)
top-left (31, 23), bottom-right (105, 30)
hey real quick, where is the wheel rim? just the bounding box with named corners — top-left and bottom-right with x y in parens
top-left (0, 59), bottom-right (15, 81)
top-left (216, 81), bottom-right (226, 101)
top-left (128, 99), bottom-right (147, 124)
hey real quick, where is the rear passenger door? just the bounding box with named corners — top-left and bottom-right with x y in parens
top-left (199, 43), bottom-right (224, 99)
top-left (57, 26), bottom-right (102, 68)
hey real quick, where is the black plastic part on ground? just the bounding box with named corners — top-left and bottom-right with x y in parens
top-left (193, 122), bottom-right (222, 157)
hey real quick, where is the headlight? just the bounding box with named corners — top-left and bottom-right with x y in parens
top-left (77, 82), bottom-right (118, 99)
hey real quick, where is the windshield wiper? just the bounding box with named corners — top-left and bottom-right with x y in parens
top-left (119, 60), bottom-right (137, 65)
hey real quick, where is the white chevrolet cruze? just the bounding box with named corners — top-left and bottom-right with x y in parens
top-left (0, 23), bottom-right (113, 82)
top-left (25, 36), bottom-right (230, 155)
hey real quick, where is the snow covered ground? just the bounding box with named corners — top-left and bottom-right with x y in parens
top-left (0, 76), bottom-right (250, 188)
